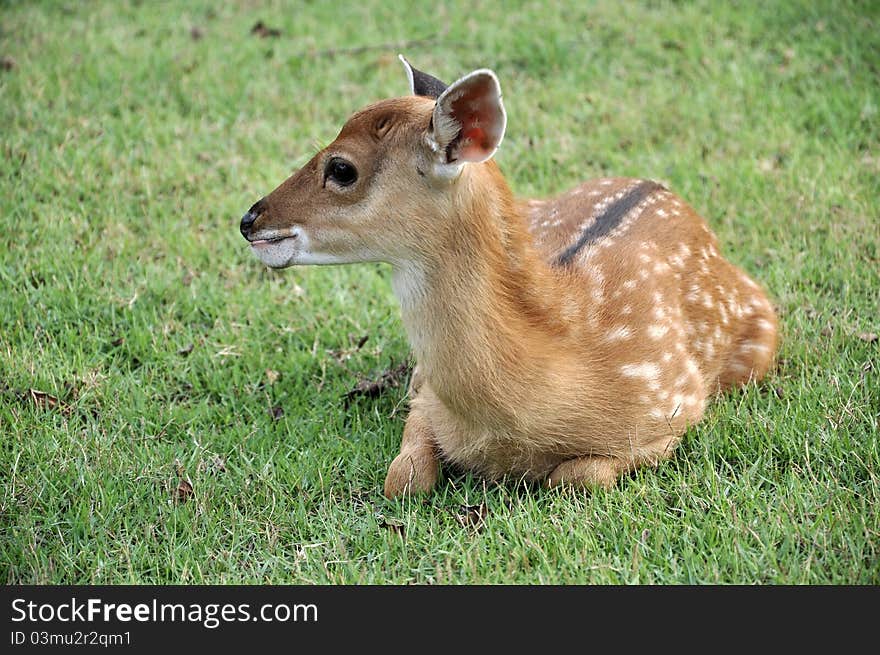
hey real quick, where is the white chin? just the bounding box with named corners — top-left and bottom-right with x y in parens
top-left (249, 238), bottom-right (301, 268)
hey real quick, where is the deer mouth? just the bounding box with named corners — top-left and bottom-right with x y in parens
top-left (246, 227), bottom-right (309, 269)
top-left (249, 233), bottom-right (298, 247)
top-left (250, 236), bottom-right (290, 246)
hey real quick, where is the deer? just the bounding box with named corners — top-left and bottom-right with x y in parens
top-left (238, 57), bottom-right (779, 498)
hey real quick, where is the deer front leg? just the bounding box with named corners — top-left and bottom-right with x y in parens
top-left (383, 409), bottom-right (439, 498)
top-left (546, 455), bottom-right (625, 490)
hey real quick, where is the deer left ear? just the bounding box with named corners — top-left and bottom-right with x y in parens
top-left (430, 69), bottom-right (507, 165)
top-left (399, 54), bottom-right (448, 99)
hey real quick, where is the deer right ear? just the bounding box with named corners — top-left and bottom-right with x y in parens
top-left (429, 68), bottom-right (507, 165)
top-left (399, 54), bottom-right (448, 99)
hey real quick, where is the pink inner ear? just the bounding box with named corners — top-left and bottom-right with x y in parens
top-left (458, 126), bottom-right (490, 161)
top-left (463, 126), bottom-right (485, 140)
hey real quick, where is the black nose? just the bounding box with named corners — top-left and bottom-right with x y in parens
top-left (239, 211), bottom-right (257, 239)
top-left (240, 198), bottom-right (266, 240)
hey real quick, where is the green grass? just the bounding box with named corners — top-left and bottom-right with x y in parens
top-left (1, 0), bottom-right (878, 584)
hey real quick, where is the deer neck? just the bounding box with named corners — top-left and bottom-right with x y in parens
top-left (390, 165), bottom-right (575, 419)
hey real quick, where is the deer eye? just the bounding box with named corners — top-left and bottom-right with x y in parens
top-left (324, 157), bottom-right (358, 187)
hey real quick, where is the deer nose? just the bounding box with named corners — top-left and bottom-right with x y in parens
top-left (240, 199), bottom-right (266, 240)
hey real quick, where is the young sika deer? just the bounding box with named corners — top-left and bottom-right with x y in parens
top-left (239, 58), bottom-right (778, 497)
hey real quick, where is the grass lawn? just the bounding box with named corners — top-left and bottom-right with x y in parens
top-left (1, 0), bottom-right (877, 584)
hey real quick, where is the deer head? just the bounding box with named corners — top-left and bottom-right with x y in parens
top-left (239, 56), bottom-right (507, 269)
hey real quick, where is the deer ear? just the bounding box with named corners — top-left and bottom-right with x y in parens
top-left (430, 69), bottom-right (507, 164)
top-left (398, 54), bottom-right (448, 99)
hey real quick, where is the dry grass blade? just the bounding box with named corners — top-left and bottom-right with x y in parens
top-left (27, 389), bottom-right (72, 416)
top-left (454, 503), bottom-right (489, 530)
top-left (343, 361), bottom-right (412, 407)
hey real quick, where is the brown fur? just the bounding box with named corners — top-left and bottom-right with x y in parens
top-left (242, 94), bottom-right (778, 497)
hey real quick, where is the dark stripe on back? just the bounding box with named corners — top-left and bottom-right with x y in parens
top-left (554, 180), bottom-right (665, 267)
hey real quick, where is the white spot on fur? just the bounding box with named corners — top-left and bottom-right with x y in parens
top-left (606, 326), bottom-right (633, 342)
top-left (621, 362), bottom-right (660, 380)
top-left (740, 342), bottom-right (771, 353)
